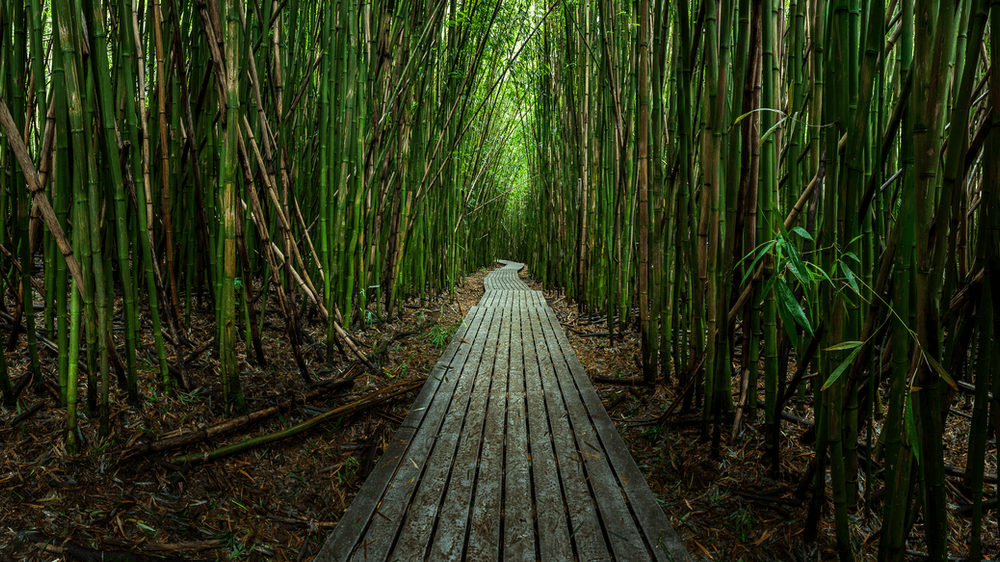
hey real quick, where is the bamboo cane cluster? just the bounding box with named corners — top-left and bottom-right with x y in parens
top-left (512, 1), bottom-right (999, 559)
top-left (0, 2), bottom-right (531, 450)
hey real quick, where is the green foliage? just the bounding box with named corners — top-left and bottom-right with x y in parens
top-left (742, 227), bottom-right (867, 351)
top-left (640, 423), bottom-right (666, 441)
top-left (426, 321), bottom-right (461, 349)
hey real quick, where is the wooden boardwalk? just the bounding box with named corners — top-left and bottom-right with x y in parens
top-left (315, 261), bottom-right (689, 561)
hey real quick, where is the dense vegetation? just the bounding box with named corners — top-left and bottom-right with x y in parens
top-left (0, 0), bottom-right (527, 425)
top-left (1, 0), bottom-right (997, 560)
top-left (509, 1), bottom-right (999, 560)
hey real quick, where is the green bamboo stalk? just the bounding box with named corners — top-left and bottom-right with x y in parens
top-left (883, 2), bottom-right (916, 559)
top-left (911, 3), bottom-right (958, 557)
top-left (82, 57), bottom-right (112, 435)
top-left (65, 280), bottom-right (82, 453)
top-left (220, 0), bottom-right (246, 415)
top-left (760, 0), bottom-right (779, 472)
top-left (637, 0), bottom-right (652, 385)
top-left (8, 0), bottom-right (44, 395)
top-left (127, 0), bottom-right (172, 391)
top-left (87, 0), bottom-right (140, 403)
top-left (967, 6), bottom-right (1000, 560)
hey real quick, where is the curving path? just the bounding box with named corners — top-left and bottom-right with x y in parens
top-left (315, 260), bottom-right (689, 561)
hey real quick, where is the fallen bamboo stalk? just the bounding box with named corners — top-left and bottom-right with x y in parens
top-left (955, 498), bottom-right (998, 518)
top-left (170, 377), bottom-right (425, 465)
top-left (719, 485), bottom-right (804, 507)
top-left (0, 97), bottom-right (86, 294)
top-left (25, 533), bottom-right (199, 562)
top-left (9, 402), bottom-right (44, 427)
top-left (592, 375), bottom-right (649, 387)
top-left (943, 464), bottom-right (998, 484)
top-left (119, 376), bottom-right (355, 459)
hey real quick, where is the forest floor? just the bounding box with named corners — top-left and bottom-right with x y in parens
top-left (0, 263), bottom-right (996, 561)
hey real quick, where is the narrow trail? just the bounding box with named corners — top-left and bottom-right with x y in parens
top-left (316, 260), bottom-right (689, 561)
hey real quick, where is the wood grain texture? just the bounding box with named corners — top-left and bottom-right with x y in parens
top-left (314, 261), bottom-right (690, 562)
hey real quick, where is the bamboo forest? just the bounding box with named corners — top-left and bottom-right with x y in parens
top-left (0, 0), bottom-right (998, 560)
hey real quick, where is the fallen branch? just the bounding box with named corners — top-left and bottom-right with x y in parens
top-left (9, 402), bottom-right (44, 427)
top-left (955, 498), bottom-right (998, 518)
top-left (603, 394), bottom-right (628, 412)
top-left (24, 533), bottom-right (201, 562)
top-left (371, 329), bottom-right (420, 359)
top-left (944, 464), bottom-right (998, 484)
top-left (118, 376), bottom-right (355, 459)
top-left (720, 485), bottom-right (804, 507)
top-left (11, 372), bottom-right (31, 401)
top-left (956, 379), bottom-right (994, 401)
top-left (264, 513), bottom-right (338, 529)
top-left (0, 98), bottom-right (86, 293)
top-left (593, 375), bottom-right (650, 387)
top-left (171, 377), bottom-right (425, 465)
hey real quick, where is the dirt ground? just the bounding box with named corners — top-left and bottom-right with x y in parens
top-left (0, 263), bottom-right (996, 561)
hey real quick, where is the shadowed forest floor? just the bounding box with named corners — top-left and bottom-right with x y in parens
top-left (1, 264), bottom-right (996, 561)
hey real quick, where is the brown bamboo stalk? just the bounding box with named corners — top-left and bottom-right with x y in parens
top-left (0, 97), bottom-right (85, 294)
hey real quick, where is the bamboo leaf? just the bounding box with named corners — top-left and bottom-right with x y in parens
top-left (776, 292), bottom-right (799, 349)
top-left (840, 262), bottom-right (860, 295)
top-left (791, 226), bottom-right (813, 240)
top-left (923, 352), bottom-right (958, 390)
top-left (821, 345), bottom-right (864, 391)
top-left (808, 262), bottom-right (834, 286)
top-left (775, 278), bottom-right (813, 335)
top-left (824, 340), bottom-right (864, 352)
top-left (783, 240), bottom-right (810, 285)
top-left (740, 241), bottom-right (775, 285)
top-left (731, 107), bottom-right (786, 127)
top-left (905, 396), bottom-right (921, 466)
top-left (759, 116), bottom-right (788, 143)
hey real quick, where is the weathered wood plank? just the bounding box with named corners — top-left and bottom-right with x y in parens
top-left (313, 304), bottom-right (487, 562)
top-left (540, 305), bottom-right (690, 562)
top-left (385, 293), bottom-right (507, 560)
top-left (526, 302), bottom-right (611, 561)
top-left (500, 293), bottom-right (536, 561)
top-left (464, 291), bottom-right (513, 560)
top-left (485, 261), bottom-right (529, 292)
top-left (342, 303), bottom-right (499, 562)
top-left (533, 301), bottom-right (649, 560)
top-left (317, 259), bottom-right (689, 562)
top-left (522, 298), bottom-right (574, 561)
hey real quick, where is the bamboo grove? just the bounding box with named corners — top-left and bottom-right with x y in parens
top-left (508, 1), bottom-right (1000, 560)
top-left (0, 1), bottom-right (531, 448)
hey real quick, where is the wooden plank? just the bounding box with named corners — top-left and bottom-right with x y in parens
top-left (532, 301), bottom-right (649, 560)
top-left (485, 261), bottom-right (528, 292)
top-left (463, 291), bottom-right (514, 559)
top-left (540, 305), bottom-right (691, 562)
top-left (525, 301), bottom-right (612, 561)
top-left (521, 295), bottom-right (573, 561)
top-left (313, 304), bottom-right (488, 562)
top-left (343, 303), bottom-right (500, 562)
top-left (386, 291), bottom-right (508, 559)
top-left (499, 292), bottom-right (536, 561)
top-left (427, 290), bottom-right (512, 558)
top-left (319, 266), bottom-right (689, 562)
